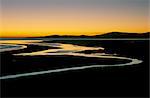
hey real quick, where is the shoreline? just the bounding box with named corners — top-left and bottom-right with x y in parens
top-left (0, 40), bottom-right (145, 78)
top-left (0, 43), bottom-right (132, 77)
top-left (0, 39), bottom-right (149, 97)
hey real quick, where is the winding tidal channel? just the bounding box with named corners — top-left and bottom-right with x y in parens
top-left (0, 40), bottom-right (143, 80)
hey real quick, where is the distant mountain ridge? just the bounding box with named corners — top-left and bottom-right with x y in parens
top-left (41, 32), bottom-right (150, 38)
top-left (94, 32), bottom-right (150, 38)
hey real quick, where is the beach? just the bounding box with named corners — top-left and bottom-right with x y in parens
top-left (0, 39), bottom-right (149, 97)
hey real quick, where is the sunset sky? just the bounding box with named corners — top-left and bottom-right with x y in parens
top-left (0, 0), bottom-right (149, 37)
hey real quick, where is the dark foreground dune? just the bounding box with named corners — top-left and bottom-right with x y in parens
top-left (0, 40), bottom-right (149, 97)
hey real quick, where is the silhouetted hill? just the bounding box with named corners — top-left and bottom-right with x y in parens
top-left (94, 32), bottom-right (150, 38)
top-left (37, 32), bottom-right (150, 38)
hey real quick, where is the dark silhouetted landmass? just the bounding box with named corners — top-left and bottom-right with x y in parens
top-left (38, 32), bottom-right (150, 38)
top-left (94, 32), bottom-right (150, 38)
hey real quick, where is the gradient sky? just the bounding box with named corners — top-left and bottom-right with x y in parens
top-left (0, 0), bottom-right (149, 37)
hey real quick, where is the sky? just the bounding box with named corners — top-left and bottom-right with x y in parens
top-left (0, 0), bottom-right (149, 37)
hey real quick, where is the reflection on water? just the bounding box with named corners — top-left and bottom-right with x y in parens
top-left (15, 43), bottom-right (104, 56)
top-left (0, 40), bottom-right (42, 44)
top-left (0, 40), bottom-right (41, 52)
top-left (0, 40), bottom-right (143, 80)
top-left (0, 44), bottom-right (27, 52)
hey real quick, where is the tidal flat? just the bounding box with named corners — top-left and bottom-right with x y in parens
top-left (0, 39), bottom-right (149, 97)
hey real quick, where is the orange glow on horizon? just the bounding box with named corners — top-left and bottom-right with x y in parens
top-left (0, 30), bottom-right (148, 38)
top-left (1, 0), bottom-right (149, 38)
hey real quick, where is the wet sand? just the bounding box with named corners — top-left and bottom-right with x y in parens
top-left (0, 40), bottom-right (149, 97)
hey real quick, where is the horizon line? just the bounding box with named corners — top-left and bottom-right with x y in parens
top-left (0, 32), bottom-right (149, 38)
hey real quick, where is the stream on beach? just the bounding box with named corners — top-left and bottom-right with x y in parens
top-left (0, 39), bottom-right (142, 80)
